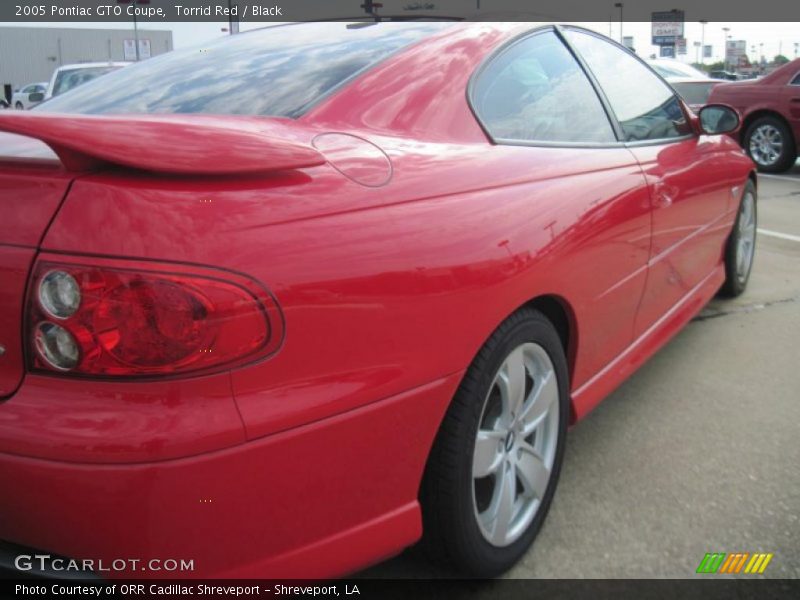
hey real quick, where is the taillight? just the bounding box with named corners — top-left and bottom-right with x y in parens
top-left (26, 255), bottom-right (283, 378)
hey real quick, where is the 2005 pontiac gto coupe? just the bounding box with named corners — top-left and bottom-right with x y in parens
top-left (0, 22), bottom-right (756, 578)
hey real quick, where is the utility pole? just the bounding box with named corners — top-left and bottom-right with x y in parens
top-left (133, 4), bottom-right (140, 61)
top-left (722, 27), bottom-right (730, 70)
top-left (228, 0), bottom-right (238, 34)
top-left (699, 21), bottom-right (708, 65)
top-left (118, 0), bottom-right (145, 61)
top-left (614, 3), bottom-right (624, 44)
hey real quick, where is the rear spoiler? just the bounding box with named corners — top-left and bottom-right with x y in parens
top-left (0, 112), bottom-right (326, 175)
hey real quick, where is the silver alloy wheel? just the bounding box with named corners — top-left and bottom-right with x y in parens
top-left (749, 124), bottom-right (784, 166)
top-left (736, 191), bottom-right (756, 284)
top-left (472, 342), bottom-right (559, 547)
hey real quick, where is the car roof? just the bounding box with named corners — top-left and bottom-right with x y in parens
top-left (54, 62), bottom-right (131, 72)
top-left (664, 76), bottom-right (715, 84)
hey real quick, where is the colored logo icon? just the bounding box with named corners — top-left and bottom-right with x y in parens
top-left (697, 552), bottom-right (774, 574)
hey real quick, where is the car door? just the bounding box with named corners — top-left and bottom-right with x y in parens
top-left (563, 28), bottom-right (732, 336)
top-left (469, 28), bottom-right (654, 383)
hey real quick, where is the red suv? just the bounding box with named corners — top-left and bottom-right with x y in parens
top-left (708, 58), bottom-right (800, 172)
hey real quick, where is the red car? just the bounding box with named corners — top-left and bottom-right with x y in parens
top-left (0, 23), bottom-right (755, 578)
top-left (708, 58), bottom-right (800, 172)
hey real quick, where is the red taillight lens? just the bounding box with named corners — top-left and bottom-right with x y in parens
top-left (27, 255), bottom-right (283, 378)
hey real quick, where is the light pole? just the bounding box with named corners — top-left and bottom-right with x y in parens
top-left (699, 20), bottom-right (708, 65)
top-left (614, 3), bottom-right (623, 44)
top-left (795, 42), bottom-right (799, 58)
top-left (117, 0), bottom-right (142, 61)
top-left (722, 27), bottom-right (730, 71)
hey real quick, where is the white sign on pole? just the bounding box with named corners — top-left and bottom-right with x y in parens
top-left (138, 39), bottom-right (151, 59)
top-left (123, 39), bottom-right (136, 61)
top-left (651, 10), bottom-right (685, 45)
top-left (726, 40), bottom-right (747, 63)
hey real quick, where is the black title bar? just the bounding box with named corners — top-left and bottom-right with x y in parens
top-left (1, 0), bottom-right (799, 23)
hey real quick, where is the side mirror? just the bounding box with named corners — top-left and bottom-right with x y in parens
top-left (698, 104), bottom-right (740, 135)
top-left (28, 92), bottom-right (45, 102)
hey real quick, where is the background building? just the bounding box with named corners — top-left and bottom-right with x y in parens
top-left (0, 26), bottom-right (173, 92)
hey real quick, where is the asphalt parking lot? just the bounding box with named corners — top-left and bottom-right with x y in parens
top-left (365, 160), bottom-right (800, 579)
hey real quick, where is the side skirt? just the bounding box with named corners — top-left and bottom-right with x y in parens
top-left (570, 265), bottom-right (725, 421)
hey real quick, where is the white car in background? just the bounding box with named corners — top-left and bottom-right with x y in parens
top-left (647, 59), bottom-right (719, 112)
top-left (11, 82), bottom-right (49, 110)
top-left (45, 62), bottom-right (131, 100)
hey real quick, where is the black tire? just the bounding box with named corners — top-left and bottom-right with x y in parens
top-left (720, 180), bottom-right (757, 298)
top-left (14, 102), bottom-right (24, 110)
top-left (419, 307), bottom-right (569, 577)
top-left (743, 116), bottom-right (797, 173)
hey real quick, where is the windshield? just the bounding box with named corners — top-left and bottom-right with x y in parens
top-left (51, 66), bottom-right (121, 97)
top-left (38, 22), bottom-right (452, 118)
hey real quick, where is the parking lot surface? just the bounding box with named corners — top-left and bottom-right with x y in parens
top-left (364, 160), bottom-right (800, 579)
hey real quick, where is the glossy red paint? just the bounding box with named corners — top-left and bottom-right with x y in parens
top-left (708, 58), bottom-right (800, 153)
top-left (0, 112), bottom-right (326, 174)
top-left (0, 23), bottom-right (756, 577)
top-left (0, 161), bottom-right (73, 397)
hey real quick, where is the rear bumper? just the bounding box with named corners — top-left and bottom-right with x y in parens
top-left (0, 374), bottom-right (459, 579)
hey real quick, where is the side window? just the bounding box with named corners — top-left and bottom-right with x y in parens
top-left (791, 73), bottom-right (800, 86)
top-left (564, 29), bottom-right (692, 142)
top-left (22, 85), bottom-right (35, 94)
top-left (471, 30), bottom-right (615, 144)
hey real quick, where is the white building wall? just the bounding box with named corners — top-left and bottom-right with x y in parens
top-left (0, 27), bottom-right (173, 90)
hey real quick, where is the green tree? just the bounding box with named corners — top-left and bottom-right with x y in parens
top-left (773, 55), bottom-right (790, 65)
top-left (705, 61), bottom-right (725, 72)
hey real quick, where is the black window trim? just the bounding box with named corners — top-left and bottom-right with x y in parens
top-left (466, 25), bottom-right (623, 149)
top-left (558, 25), bottom-right (696, 148)
top-left (466, 24), bottom-right (697, 149)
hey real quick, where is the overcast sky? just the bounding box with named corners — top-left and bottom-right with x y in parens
top-left (3, 21), bottom-right (799, 64)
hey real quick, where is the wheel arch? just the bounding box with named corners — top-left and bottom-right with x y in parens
top-left (522, 295), bottom-right (579, 424)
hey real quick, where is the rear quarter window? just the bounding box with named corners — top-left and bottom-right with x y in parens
top-left (470, 30), bottom-right (615, 144)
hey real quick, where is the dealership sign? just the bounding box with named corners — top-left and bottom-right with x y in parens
top-left (652, 10), bottom-right (685, 45)
top-left (726, 40), bottom-right (747, 61)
